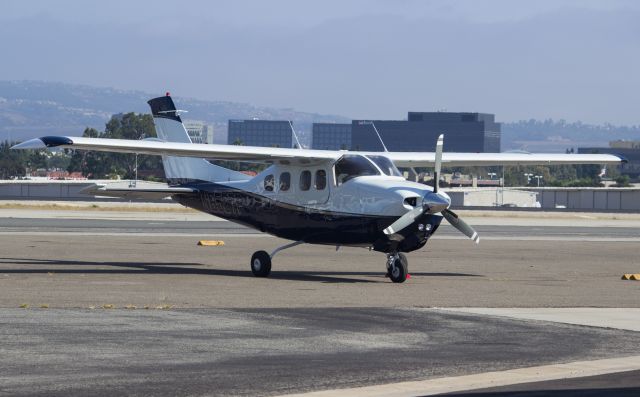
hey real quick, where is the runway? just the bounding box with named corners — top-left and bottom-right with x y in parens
top-left (0, 211), bottom-right (639, 396)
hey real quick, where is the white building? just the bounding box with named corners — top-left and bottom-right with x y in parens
top-left (183, 120), bottom-right (214, 144)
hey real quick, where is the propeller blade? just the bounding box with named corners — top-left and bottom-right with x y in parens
top-left (383, 205), bottom-right (425, 235)
top-left (442, 209), bottom-right (480, 244)
top-left (434, 134), bottom-right (443, 193)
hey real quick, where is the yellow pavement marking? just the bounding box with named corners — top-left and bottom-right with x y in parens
top-left (197, 240), bottom-right (225, 246)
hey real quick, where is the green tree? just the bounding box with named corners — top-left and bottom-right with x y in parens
top-left (0, 141), bottom-right (27, 178)
top-left (67, 114), bottom-right (163, 180)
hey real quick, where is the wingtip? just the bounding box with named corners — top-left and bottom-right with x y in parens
top-left (11, 138), bottom-right (46, 150)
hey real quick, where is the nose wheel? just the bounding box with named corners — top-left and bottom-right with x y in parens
top-left (386, 252), bottom-right (408, 283)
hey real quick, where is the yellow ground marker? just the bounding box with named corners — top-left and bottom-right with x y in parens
top-left (622, 274), bottom-right (640, 280)
top-left (197, 240), bottom-right (225, 246)
top-left (102, 304), bottom-right (115, 309)
top-left (19, 303), bottom-right (29, 309)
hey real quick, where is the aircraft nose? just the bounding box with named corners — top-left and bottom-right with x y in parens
top-left (424, 191), bottom-right (450, 214)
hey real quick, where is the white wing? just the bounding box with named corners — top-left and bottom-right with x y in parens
top-left (380, 151), bottom-right (624, 167)
top-left (12, 136), bottom-right (623, 166)
top-left (12, 136), bottom-right (339, 164)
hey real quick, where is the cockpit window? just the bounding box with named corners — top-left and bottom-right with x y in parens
top-left (334, 155), bottom-right (380, 185)
top-left (366, 155), bottom-right (402, 176)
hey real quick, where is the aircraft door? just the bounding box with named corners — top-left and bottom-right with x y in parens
top-left (295, 168), bottom-right (330, 206)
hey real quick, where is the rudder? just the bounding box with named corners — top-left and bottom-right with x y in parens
top-left (147, 94), bottom-right (249, 184)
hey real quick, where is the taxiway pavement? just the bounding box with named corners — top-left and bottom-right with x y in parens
top-left (0, 210), bottom-right (639, 396)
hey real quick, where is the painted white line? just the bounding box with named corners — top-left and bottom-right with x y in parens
top-left (278, 355), bottom-right (640, 397)
top-left (0, 231), bottom-right (636, 242)
top-left (435, 308), bottom-right (640, 332)
top-left (434, 235), bottom-right (640, 242)
top-left (0, 232), bottom-right (267, 237)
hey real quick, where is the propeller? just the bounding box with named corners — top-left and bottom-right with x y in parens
top-left (442, 208), bottom-right (480, 244)
top-left (383, 134), bottom-right (480, 244)
top-left (433, 134), bottom-right (443, 193)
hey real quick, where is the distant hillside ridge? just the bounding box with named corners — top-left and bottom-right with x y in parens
top-left (1, 80), bottom-right (639, 152)
top-left (502, 119), bottom-right (640, 152)
top-left (0, 80), bottom-right (349, 144)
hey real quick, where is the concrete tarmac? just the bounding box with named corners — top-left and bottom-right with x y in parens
top-left (0, 213), bottom-right (639, 396)
top-left (0, 224), bottom-right (638, 307)
top-left (1, 308), bottom-right (639, 397)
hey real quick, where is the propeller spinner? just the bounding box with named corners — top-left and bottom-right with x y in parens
top-left (383, 134), bottom-right (480, 244)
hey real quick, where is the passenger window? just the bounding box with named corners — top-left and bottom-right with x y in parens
top-left (315, 170), bottom-right (326, 190)
top-left (299, 170), bottom-right (311, 191)
top-left (280, 172), bottom-right (291, 191)
top-left (264, 174), bottom-right (274, 192)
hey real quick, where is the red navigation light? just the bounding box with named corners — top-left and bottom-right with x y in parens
top-left (165, 91), bottom-right (171, 97)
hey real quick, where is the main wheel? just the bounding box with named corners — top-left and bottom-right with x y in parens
top-left (250, 250), bottom-right (272, 277)
top-left (389, 253), bottom-right (408, 283)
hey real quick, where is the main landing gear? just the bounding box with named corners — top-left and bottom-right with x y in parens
top-left (386, 252), bottom-right (408, 283)
top-left (250, 242), bottom-right (409, 283)
top-left (250, 241), bottom-right (304, 278)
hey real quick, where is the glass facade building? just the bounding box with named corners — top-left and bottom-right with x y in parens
top-left (227, 120), bottom-right (293, 148)
top-left (311, 123), bottom-right (352, 150)
top-left (351, 112), bottom-right (501, 152)
top-left (578, 146), bottom-right (640, 178)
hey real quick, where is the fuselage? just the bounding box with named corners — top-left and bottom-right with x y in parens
top-left (172, 154), bottom-right (445, 253)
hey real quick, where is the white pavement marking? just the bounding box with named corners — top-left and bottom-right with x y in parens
top-left (436, 235), bottom-right (640, 242)
top-left (0, 232), bottom-right (265, 237)
top-left (0, 231), bottom-right (638, 242)
top-left (436, 308), bottom-right (640, 332)
top-left (279, 355), bottom-right (640, 397)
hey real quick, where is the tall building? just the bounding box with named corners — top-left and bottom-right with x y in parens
top-left (351, 112), bottom-right (501, 152)
top-left (227, 119), bottom-right (294, 148)
top-left (312, 123), bottom-right (352, 150)
top-left (183, 120), bottom-right (214, 144)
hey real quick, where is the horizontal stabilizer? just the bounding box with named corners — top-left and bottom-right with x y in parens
top-left (81, 183), bottom-right (196, 200)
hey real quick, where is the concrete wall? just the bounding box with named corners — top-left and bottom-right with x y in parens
top-left (445, 188), bottom-right (538, 208)
top-left (2, 181), bottom-right (640, 211)
top-left (0, 181), bottom-right (101, 200)
top-left (526, 188), bottom-right (640, 211)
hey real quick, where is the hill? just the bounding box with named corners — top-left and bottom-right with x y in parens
top-left (0, 80), bottom-right (349, 145)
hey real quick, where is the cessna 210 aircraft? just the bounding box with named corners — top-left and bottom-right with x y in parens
top-left (13, 94), bottom-right (624, 283)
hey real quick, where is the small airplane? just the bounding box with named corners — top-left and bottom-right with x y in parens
top-left (13, 94), bottom-right (624, 283)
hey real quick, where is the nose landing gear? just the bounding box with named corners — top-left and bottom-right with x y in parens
top-left (386, 252), bottom-right (408, 283)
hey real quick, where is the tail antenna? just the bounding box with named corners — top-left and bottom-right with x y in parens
top-left (367, 121), bottom-right (388, 152)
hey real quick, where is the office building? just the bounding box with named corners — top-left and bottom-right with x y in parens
top-left (312, 123), bottom-right (352, 150)
top-left (183, 120), bottom-right (214, 144)
top-left (351, 112), bottom-right (501, 152)
top-left (579, 141), bottom-right (640, 178)
top-left (227, 119), bottom-right (293, 148)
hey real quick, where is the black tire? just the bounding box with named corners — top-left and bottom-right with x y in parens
top-left (389, 253), bottom-right (408, 283)
top-left (250, 250), bottom-right (272, 277)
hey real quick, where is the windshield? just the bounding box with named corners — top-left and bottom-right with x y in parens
top-left (366, 155), bottom-right (402, 176)
top-left (334, 155), bottom-right (380, 185)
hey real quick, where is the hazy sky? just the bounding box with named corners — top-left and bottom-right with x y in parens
top-left (1, 0), bottom-right (639, 124)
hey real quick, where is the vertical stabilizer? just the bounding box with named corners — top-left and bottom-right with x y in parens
top-left (147, 95), bottom-right (250, 184)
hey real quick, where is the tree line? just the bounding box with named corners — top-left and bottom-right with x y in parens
top-left (1, 113), bottom-right (165, 180)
